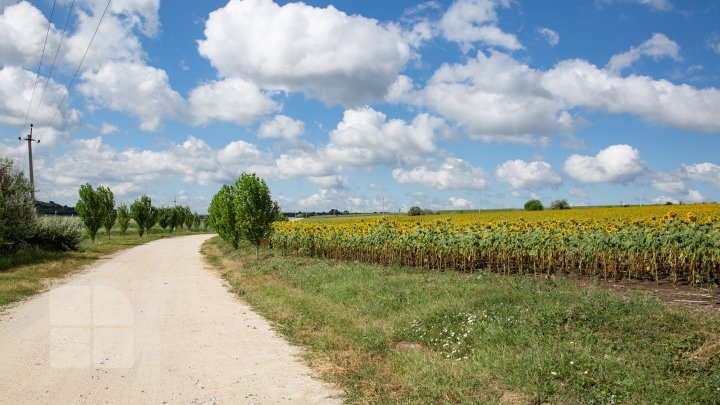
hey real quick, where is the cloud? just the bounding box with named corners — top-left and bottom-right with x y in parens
top-left (188, 78), bottom-right (279, 126)
top-left (543, 59), bottom-right (720, 133)
top-left (651, 176), bottom-right (687, 194)
top-left (596, 0), bottom-right (673, 11)
top-left (438, 0), bottom-right (521, 51)
top-left (680, 163), bottom-right (720, 188)
top-left (197, 0), bottom-right (411, 105)
top-left (64, 8), bottom-right (145, 70)
top-left (78, 62), bottom-right (185, 131)
top-left (0, 1), bottom-right (60, 68)
top-left (308, 175), bottom-right (348, 190)
top-left (258, 115), bottom-right (304, 139)
top-left (651, 189), bottom-right (705, 204)
top-left (419, 51), bottom-right (574, 141)
top-left (495, 159), bottom-right (562, 189)
top-left (269, 150), bottom-right (335, 180)
top-left (537, 27), bottom-right (559, 46)
top-left (0, 66), bottom-right (77, 129)
top-left (47, 135), bottom-right (271, 189)
top-left (448, 196), bottom-right (471, 208)
top-left (564, 144), bottom-right (645, 184)
top-left (606, 33), bottom-right (680, 73)
top-left (326, 107), bottom-right (446, 168)
top-left (707, 32), bottom-right (720, 55)
top-left (99, 123), bottom-right (119, 135)
top-left (392, 157), bottom-right (487, 190)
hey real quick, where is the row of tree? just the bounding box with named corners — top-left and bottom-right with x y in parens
top-left (75, 184), bottom-right (204, 241)
top-left (208, 173), bottom-right (282, 259)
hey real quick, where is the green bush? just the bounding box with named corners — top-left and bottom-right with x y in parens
top-left (0, 158), bottom-right (36, 252)
top-left (524, 199), bottom-right (544, 211)
top-left (550, 199), bottom-right (570, 210)
top-left (28, 216), bottom-right (85, 251)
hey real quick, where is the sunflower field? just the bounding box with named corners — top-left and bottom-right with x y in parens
top-left (271, 204), bottom-right (720, 286)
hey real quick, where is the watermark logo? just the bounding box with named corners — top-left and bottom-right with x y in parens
top-left (49, 285), bottom-right (134, 369)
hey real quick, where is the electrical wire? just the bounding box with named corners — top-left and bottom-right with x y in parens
top-left (46, 0), bottom-right (112, 131)
top-left (31, 0), bottom-right (75, 126)
top-left (23, 0), bottom-right (57, 131)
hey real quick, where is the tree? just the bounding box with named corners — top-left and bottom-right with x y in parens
top-left (192, 212), bottom-right (201, 230)
top-left (408, 206), bottom-right (423, 216)
top-left (524, 199), bottom-right (544, 211)
top-left (234, 173), bottom-right (280, 259)
top-left (145, 204), bottom-right (159, 234)
top-left (0, 158), bottom-right (36, 252)
top-left (549, 199), bottom-right (570, 210)
top-left (75, 183), bottom-right (105, 242)
top-left (173, 205), bottom-right (186, 230)
top-left (117, 203), bottom-right (130, 234)
top-left (183, 206), bottom-right (193, 230)
top-left (208, 185), bottom-right (240, 248)
top-left (158, 207), bottom-right (170, 232)
top-left (130, 195), bottom-right (153, 237)
top-left (97, 186), bottom-right (117, 238)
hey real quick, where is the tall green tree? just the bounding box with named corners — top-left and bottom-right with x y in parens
top-left (97, 186), bottom-right (116, 238)
top-left (130, 195), bottom-right (153, 237)
top-left (117, 203), bottom-right (130, 234)
top-left (173, 205), bottom-right (185, 230)
top-left (158, 207), bottom-right (170, 232)
top-left (75, 183), bottom-right (105, 242)
top-left (234, 173), bottom-right (280, 259)
top-left (208, 185), bottom-right (240, 248)
top-left (146, 204), bottom-right (159, 234)
top-left (183, 206), bottom-right (193, 230)
top-left (0, 158), bottom-right (36, 252)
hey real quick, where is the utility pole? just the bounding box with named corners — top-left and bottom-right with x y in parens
top-left (19, 124), bottom-right (40, 202)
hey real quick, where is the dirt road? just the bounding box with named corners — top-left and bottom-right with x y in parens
top-left (0, 235), bottom-right (341, 404)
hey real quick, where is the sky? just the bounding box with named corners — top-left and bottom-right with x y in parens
top-left (1, 0), bottom-right (719, 214)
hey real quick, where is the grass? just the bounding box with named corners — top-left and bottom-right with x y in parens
top-left (203, 236), bottom-right (720, 404)
top-left (0, 224), bottom-right (207, 307)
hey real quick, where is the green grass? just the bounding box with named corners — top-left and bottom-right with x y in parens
top-left (0, 224), bottom-right (207, 307)
top-left (203, 237), bottom-right (720, 404)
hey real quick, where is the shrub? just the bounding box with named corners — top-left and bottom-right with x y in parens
top-left (524, 199), bottom-right (544, 211)
top-left (28, 216), bottom-right (85, 251)
top-left (0, 158), bottom-right (36, 252)
top-left (408, 206), bottom-right (423, 216)
top-left (550, 199), bottom-right (570, 210)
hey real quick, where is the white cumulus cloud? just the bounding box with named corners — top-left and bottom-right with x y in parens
top-left (564, 144), bottom-right (645, 184)
top-left (680, 163), bottom-right (720, 188)
top-left (606, 33), bottom-right (680, 74)
top-left (543, 59), bottom-right (720, 133)
top-left (496, 159), bottom-right (562, 189)
top-left (392, 157), bottom-right (487, 190)
top-left (0, 1), bottom-right (60, 68)
top-left (326, 107), bottom-right (446, 168)
top-left (438, 0), bottom-right (521, 51)
top-left (420, 51), bottom-right (574, 142)
top-left (197, 0), bottom-right (411, 105)
top-left (189, 78), bottom-right (279, 127)
top-left (258, 115), bottom-right (304, 139)
top-left (79, 62), bottom-right (185, 131)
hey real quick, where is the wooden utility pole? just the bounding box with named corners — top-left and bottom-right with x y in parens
top-left (19, 124), bottom-right (40, 201)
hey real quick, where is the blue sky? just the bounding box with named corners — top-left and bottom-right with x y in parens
top-left (1, 0), bottom-right (719, 213)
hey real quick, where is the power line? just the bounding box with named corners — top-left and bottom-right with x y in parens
top-left (46, 0), bottom-right (112, 131)
top-left (23, 0), bottom-right (57, 130)
top-left (31, 0), bottom-right (75, 126)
